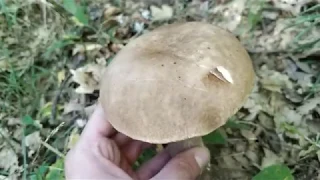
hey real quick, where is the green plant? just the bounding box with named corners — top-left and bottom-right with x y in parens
top-left (253, 164), bottom-right (294, 180)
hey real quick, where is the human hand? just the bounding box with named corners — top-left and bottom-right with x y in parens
top-left (65, 103), bottom-right (210, 180)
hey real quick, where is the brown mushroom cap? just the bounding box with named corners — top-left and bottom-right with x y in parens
top-left (100, 22), bottom-right (255, 144)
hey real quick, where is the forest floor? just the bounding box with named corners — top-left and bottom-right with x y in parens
top-left (0, 0), bottom-right (319, 179)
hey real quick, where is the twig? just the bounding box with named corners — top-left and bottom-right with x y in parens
top-left (22, 128), bottom-right (28, 180)
top-left (303, 136), bottom-right (320, 149)
top-left (47, 166), bottom-right (64, 171)
top-left (50, 73), bottom-right (72, 123)
top-left (31, 122), bottom-right (65, 165)
top-left (50, 46), bottom-right (85, 123)
top-left (41, 0), bottom-right (47, 26)
top-left (40, 140), bottom-right (66, 159)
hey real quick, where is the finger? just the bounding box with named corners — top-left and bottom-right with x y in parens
top-left (151, 147), bottom-right (210, 180)
top-left (136, 149), bottom-right (171, 180)
top-left (121, 141), bottom-right (152, 164)
top-left (112, 133), bottom-right (152, 148)
top-left (80, 103), bottom-right (117, 143)
top-left (112, 133), bottom-right (132, 147)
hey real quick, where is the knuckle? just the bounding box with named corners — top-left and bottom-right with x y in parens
top-left (174, 155), bottom-right (200, 177)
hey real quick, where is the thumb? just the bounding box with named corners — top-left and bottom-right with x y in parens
top-left (151, 147), bottom-right (210, 180)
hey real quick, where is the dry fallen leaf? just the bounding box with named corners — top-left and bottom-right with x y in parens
top-left (133, 21), bottom-right (145, 33)
top-left (211, 0), bottom-right (246, 32)
top-left (243, 87), bottom-right (276, 121)
top-left (283, 88), bottom-right (304, 103)
top-left (220, 153), bottom-right (241, 169)
top-left (243, 97), bottom-right (262, 121)
top-left (96, 57), bottom-right (107, 66)
top-left (246, 145), bottom-right (260, 166)
top-left (72, 43), bottom-right (103, 55)
top-left (294, 60), bottom-right (313, 74)
top-left (150, 4), bottom-right (173, 21)
top-left (76, 118), bottom-right (87, 128)
top-left (233, 153), bottom-right (250, 169)
top-left (141, 9), bottom-right (151, 20)
top-left (63, 101), bottom-right (84, 114)
top-left (250, 18), bottom-right (295, 52)
top-left (298, 145), bottom-right (317, 158)
top-left (259, 65), bottom-right (293, 92)
top-left (84, 103), bottom-right (97, 117)
top-left (262, 10), bottom-right (279, 20)
top-left (284, 59), bottom-right (314, 89)
top-left (103, 4), bottom-right (121, 19)
top-left (0, 60), bottom-right (10, 72)
top-left (25, 131), bottom-right (42, 157)
top-left (297, 97), bottom-right (320, 115)
top-left (280, 107), bottom-right (303, 126)
top-left (57, 70), bottom-right (65, 84)
top-left (70, 63), bottom-right (104, 94)
top-left (260, 148), bottom-right (283, 169)
top-left (258, 112), bottom-right (274, 129)
top-left (241, 129), bottom-right (257, 141)
top-left (0, 147), bottom-right (19, 172)
top-left (110, 43), bottom-right (124, 53)
top-left (295, 72), bottom-right (313, 91)
top-left (0, 127), bottom-right (21, 151)
top-left (7, 117), bottom-right (22, 126)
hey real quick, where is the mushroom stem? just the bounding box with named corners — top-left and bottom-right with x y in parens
top-left (165, 137), bottom-right (204, 157)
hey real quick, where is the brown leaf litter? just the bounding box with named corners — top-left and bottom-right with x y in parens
top-left (1, 0), bottom-right (320, 179)
top-left (64, 0), bottom-right (320, 179)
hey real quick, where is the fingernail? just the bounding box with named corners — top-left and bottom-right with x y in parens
top-left (194, 147), bottom-right (210, 168)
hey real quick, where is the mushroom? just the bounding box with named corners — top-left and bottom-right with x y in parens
top-left (99, 22), bottom-right (255, 158)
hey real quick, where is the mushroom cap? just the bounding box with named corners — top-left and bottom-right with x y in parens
top-left (100, 22), bottom-right (255, 144)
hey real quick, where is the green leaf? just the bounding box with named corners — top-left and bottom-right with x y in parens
top-left (63, 0), bottom-right (78, 15)
top-left (21, 115), bottom-right (34, 126)
top-left (62, 0), bottom-right (88, 25)
top-left (29, 165), bottom-right (48, 180)
top-left (0, 0), bottom-right (18, 27)
top-left (224, 120), bottom-right (250, 130)
top-left (74, 6), bottom-right (89, 25)
top-left (36, 165), bottom-right (49, 178)
top-left (281, 122), bottom-right (299, 135)
top-left (45, 158), bottom-right (65, 180)
top-left (29, 175), bottom-right (37, 180)
top-left (248, 11), bottom-right (261, 29)
top-left (247, 0), bottom-right (265, 30)
top-left (202, 130), bottom-right (226, 145)
top-left (134, 147), bottom-right (157, 169)
top-left (253, 164), bottom-right (294, 180)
